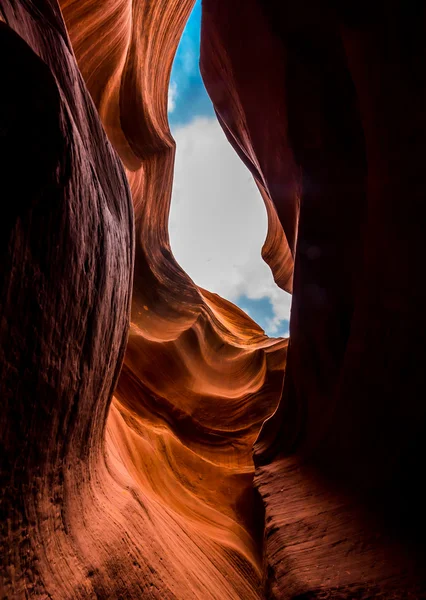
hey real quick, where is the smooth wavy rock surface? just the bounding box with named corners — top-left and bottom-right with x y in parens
top-left (0, 0), bottom-right (285, 598)
top-left (201, 1), bottom-right (426, 598)
top-left (2, 0), bottom-right (426, 599)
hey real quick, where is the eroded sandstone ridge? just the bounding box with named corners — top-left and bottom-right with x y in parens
top-left (201, 1), bottom-right (426, 598)
top-left (1, 1), bottom-right (285, 598)
top-left (1, 0), bottom-right (426, 599)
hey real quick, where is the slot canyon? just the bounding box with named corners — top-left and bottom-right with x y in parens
top-left (1, 0), bottom-right (426, 599)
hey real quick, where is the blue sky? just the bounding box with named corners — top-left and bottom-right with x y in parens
top-left (168, 0), bottom-right (290, 338)
top-left (168, 1), bottom-right (214, 127)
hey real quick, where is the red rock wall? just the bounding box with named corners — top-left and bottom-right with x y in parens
top-left (2, 0), bottom-right (426, 598)
top-left (0, 1), bottom-right (134, 596)
top-left (201, 0), bottom-right (426, 597)
top-left (0, 1), bottom-right (285, 598)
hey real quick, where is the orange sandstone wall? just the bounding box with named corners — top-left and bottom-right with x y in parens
top-left (2, 0), bottom-right (426, 599)
top-left (201, 1), bottom-right (426, 598)
top-left (0, 1), bottom-right (285, 598)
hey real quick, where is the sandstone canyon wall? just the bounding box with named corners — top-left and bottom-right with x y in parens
top-left (0, 0), bottom-right (285, 598)
top-left (201, 0), bottom-right (426, 598)
top-left (1, 0), bottom-right (426, 599)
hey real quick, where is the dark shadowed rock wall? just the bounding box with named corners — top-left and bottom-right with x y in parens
top-left (1, 0), bottom-right (426, 598)
top-left (201, 1), bottom-right (426, 597)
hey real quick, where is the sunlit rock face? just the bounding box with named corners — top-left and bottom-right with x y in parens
top-left (1, 0), bottom-right (426, 599)
top-left (201, 1), bottom-right (426, 598)
top-left (0, 1), bottom-right (285, 599)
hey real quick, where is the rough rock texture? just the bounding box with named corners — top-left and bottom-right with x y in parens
top-left (2, 0), bottom-right (426, 599)
top-left (1, 1), bottom-right (285, 598)
top-left (201, 1), bottom-right (426, 598)
top-left (60, 0), bottom-right (289, 597)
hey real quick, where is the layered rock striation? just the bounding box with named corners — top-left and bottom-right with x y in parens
top-left (1, 0), bottom-right (426, 599)
top-left (201, 1), bottom-right (426, 597)
top-left (1, 1), bottom-right (285, 598)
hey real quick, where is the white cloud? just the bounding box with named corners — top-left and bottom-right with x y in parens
top-left (168, 81), bottom-right (178, 114)
top-left (169, 117), bottom-right (291, 336)
top-left (182, 48), bottom-right (196, 74)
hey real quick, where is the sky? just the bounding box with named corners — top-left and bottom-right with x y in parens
top-left (168, 0), bottom-right (291, 338)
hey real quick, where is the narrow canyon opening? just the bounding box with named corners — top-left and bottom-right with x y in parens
top-left (4, 1), bottom-right (425, 598)
top-left (168, 0), bottom-right (292, 338)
